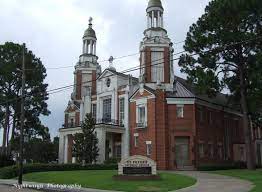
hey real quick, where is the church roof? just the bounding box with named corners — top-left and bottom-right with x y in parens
top-left (167, 76), bottom-right (236, 108)
top-left (147, 0), bottom-right (163, 9)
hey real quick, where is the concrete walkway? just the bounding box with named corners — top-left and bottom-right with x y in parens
top-left (0, 171), bottom-right (254, 192)
top-left (173, 171), bottom-right (254, 192)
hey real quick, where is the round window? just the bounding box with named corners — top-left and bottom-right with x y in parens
top-left (106, 78), bottom-right (111, 87)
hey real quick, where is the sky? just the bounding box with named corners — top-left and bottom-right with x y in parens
top-left (0, 0), bottom-right (210, 140)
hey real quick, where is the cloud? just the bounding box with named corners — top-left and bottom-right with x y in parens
top-left (0, 0), bottom-right (210, 139)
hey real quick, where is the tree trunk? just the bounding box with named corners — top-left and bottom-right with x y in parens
top-left (2, 105), bottom-right (10, 155)
top-left (7, 113), bottom-right (16, 156)
top-left (239, 68), bottom-right (255, 170)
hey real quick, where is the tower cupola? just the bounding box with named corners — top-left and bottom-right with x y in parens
top-left (82, 17), bottom-right (97, 55)
top-left (146, 0), bottom-right (164, 29)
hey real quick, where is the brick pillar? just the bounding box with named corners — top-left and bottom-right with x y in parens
top-left (145, 47), bottom-right (151, 83)
top-left (67, 135), bottom-right (73, 163)
top-left (155, 90), bottom-right (168, 169)
top-left (76, 71), bottom-right (82, 100)
top-left (164, 47), bottom-right (170, 83)
top-left (64, 114), bottom-right (68, 128)
top-left (92, 70), bottom-right (97, 95)
top-left (76, 112), bottom-right (80, 126)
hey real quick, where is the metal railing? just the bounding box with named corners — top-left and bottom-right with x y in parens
top-left (63, 118), bottom-right (124, 128)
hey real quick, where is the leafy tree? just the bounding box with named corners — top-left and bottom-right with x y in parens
top-left (11, 134), bottom-right (59, 163)
top-left (179, 0), bottom-right (262, 169)
top-left (73, 113), bottom-right (99, 164)
top-left (0, 42), bottom-right (50, 155)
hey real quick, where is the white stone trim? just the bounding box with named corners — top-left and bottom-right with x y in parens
top-left (166, 98), bottom-right (195, 105)
top-left (146, 141), bottom-right (152, 144)
top-left (134, 133), bottom-right (139, 137)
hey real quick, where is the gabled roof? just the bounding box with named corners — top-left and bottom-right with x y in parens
top-left (129, 85), bottom-right (156, 100)
top-left (65, 101), bottom-right (80, 113)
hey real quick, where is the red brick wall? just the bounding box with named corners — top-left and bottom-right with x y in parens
top-left (130, 98), bottom-right (157, 162)
top-left (195, 104), bottom-right (244, 166)
top-left (167, 104), bottom-right (195, 169)
top-left (76, 71), bottom-right (82, 100)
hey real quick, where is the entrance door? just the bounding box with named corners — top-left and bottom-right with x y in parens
top-left (175, 137), bottom-right (190, 168)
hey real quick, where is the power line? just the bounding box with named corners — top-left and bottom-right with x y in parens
top-left (0, 36), bottom-right (261, 106)
top-left (44, 40), bottom-right (185, 70)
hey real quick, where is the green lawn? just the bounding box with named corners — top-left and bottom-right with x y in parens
top-left (211, 169), bottom-right (262, 192)
top-left (23, 170), bottom-right (196, 192)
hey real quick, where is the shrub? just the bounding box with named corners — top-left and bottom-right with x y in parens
top-left (0, 154), bottom-right (15, 168)
top-left (197, 161), bottom-right (247, 171)
top-left (0, 163), bottom-right (117, 179)
top-left (104, 157), bottom-right (121, 164)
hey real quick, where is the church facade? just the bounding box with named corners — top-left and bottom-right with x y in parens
top-left (59, 0), bottom-right (262, 169)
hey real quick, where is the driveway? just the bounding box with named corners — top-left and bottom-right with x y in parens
top-left (173, 171), bottom-right (254, 192)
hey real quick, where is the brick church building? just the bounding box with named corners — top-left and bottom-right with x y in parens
top-left (59, 0), bottom-right (262, 170)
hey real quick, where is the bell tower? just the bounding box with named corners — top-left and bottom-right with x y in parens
top-left (140, 0), bottom-right (174, 90)
top-left (73, 17), bottom-right (101, 120)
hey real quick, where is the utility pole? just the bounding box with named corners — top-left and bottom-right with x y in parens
top-left (18, 43), bottom-right (25, 185)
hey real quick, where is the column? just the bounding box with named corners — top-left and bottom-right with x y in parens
top-left (97, 129), bottom-right (106, 163)
top-left (58, 134), bottom-right (65, 163)
top-left (121, 133), bottom-right (126, 159)
top-left (86, 41), bottom-right (89, 54)
top-left (258, 127), bottom-right (261, 139)
top-left (124, 93), bottom-right (130, 158)
top-left (90, 40), bottom-right (93, 54)
top-left (147, 13), bottom-right (150, 28)
top-left (83, 41), bottom-right (85, 54)
top-left (161, 15), bottom-right (164, 28)
top-left (157, 11), bottom-right (160, 27)
top-left (152, 11), bottom-right (155, 27)
top-left (94, 41), bottom-right (96, 55)
top-left (64, 135), bottom-right (68, 164)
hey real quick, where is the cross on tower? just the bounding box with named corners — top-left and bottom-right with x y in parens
top-left (89, 17), bottom-right (93, 25)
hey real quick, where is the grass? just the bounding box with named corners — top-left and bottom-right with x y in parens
top-left (22, 170), bottom-right (196, 192)
top-left (211, 169), bottom-right (262, 192)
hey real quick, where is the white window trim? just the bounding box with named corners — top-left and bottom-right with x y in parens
top-left (134, 134), bottom-right (139, 147)
top-left (176, 105), bottom-right (184, 118)
top-left (146, 141), bottom-right (152, 156)
top-left (136, 104), bottom-right (147, 128)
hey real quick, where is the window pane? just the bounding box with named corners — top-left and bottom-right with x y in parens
top-left (119, 98), bottom-right (125, 125)
top-left (103, 98), bottom-right (111, 121)
top-left (92, 104), bottom-right (97, 119)
top-left (177, 106), bottom-right (184, 118)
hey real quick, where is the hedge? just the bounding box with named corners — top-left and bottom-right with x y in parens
top-left (197, 161), bottom-right (247, 171)
top-left (0, 163), bottom-right (117, 179)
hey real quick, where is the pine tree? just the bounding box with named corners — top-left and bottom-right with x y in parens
top-left (73, 113), bottom-right (99, 164)
top-left (179, 0), bottom-right (262, 169)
